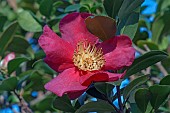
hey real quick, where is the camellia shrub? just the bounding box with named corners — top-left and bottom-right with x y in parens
top-left (0, 0), bottom-right (170, 113)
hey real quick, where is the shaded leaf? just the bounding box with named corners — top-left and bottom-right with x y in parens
top-left (0, 21), bottom-right (18, 55)
top-left (123, 75), bottom-right (149, 99)
top-left (149, 85), bottom-right (170, 110)
top-left (39, 0), bottom-right (53, 17)
top-left (8, 57), bottom-right (30, 74)
top-left (135, 88), bottom-right (150, 113)
top-left (0, 16), bottom-right (7, 31)
top-left (7, 35), bottom-right (30, 54)
top-left (86, 86), bottom-right (106, 100)
top-left (125, 51), bottom-right (168, 78)
top-left (130, 103), bottom-right (142, 113)
top-left (53, 95), bottom-right (75, 112)
top-left (0, 77), bottom-right (18, 91)
top-left (36, 96), bottom-right (54, 112)
top-left (94, 82), bottom-right (114, 96)
top-left (118, 0), bottom-right (144, 20)
top-left (160, 75), bottom-right (170, 85)
top-left (103, 0), bottom-right (124, 19)
top-left (75, 101), bottom-right (115, 113)
top-left (85, 16), bottom-right (116, 41)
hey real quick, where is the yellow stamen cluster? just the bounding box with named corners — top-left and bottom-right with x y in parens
top-left (73, 41), bottom-right (105, 71)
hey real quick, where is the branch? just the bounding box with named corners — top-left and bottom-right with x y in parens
top-left (134, 44), bottom-right (168, 76)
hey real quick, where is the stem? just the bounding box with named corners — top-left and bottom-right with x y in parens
top-left (13, 90), bottom-right (33, 113)
top-left (116, 86), bottom-right (124, 113)
top-left (106, 98), bottom-right (119, 113)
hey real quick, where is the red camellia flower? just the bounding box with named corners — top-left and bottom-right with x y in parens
top-left (38, 12), bottom-right (135, 99)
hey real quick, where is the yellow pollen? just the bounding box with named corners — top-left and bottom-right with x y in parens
top-left (73, 41), bottom-right (105, 71)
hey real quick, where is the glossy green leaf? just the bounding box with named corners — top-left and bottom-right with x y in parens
top-left (18, 11), bottom-right (42, 32)
top-left (125, 51), bottom-right (168, 78)
top-left (123, 75), bottom-right (149, 99)
top-left (135, 88), bottom-right (150, 113)
top-left (118, 0), bottom-right (144, 20)
top-left (0, 77), bottom-right (18, 91)
top-left (149, 85), bottom-right (170, 110)
top-left (53, 95), bottom-right (75, 112)
top-left (160, 75), bottom-right (170, 85)
top-left (103, 0), bottom-right (124, 19)
top-left (65, 4), bottom-right (81, 12)
top-left (8, 57), bottom-right (30, 75)
top-left (85, 16), bottom-right (116, 41)
top-left (7, 35), bottom-right (30, 54)
top-left (39, 0), bottom-right (53, 17)
top-left (120, 10), bottom-right (139, 39)
top-left (0, 21), bottom-right (18, 55)
top-left (94, 82), bottom-right (114, 96)
top-left (75, 101), bottom-right (115, 113)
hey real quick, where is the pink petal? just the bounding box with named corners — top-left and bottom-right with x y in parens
top-left (67, 90), bottom-right (85, 99)
top-left (79, 71), bottom-right (109, 86)
top-left (38, 25), bottom-right (74, 72)
top-left (106, 71), bottom-right (126, 82)
top-left (99, 35), bottom-right (135, 70)
top-left (44, 67), bottom-right (87, 99)
top-left (59, 12), bottom-right (98, 47)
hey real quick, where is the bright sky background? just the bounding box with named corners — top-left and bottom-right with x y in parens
top-left (142, 0), bottom-right (157, 14)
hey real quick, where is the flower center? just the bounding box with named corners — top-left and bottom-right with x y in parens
top-left (73, 41), bottom-right (105, 71)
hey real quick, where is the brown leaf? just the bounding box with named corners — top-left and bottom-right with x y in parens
top-left (85, 16), bottom-right (116, 41)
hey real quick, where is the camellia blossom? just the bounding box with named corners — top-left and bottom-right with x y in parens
top-left (38, 12), bottom-right (135, 99)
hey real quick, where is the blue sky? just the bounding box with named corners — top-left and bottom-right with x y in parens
top-left (142, 0), bottom-right (157, 14)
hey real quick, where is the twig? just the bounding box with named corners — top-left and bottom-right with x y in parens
top-left (13, 90), bottom-right (33, 113)
top-left (134, 44), bottom-right (168, 76)
top-left (30, 91), bottom-right (51, 105)
top-left (116, 86), bottom-right (124, 113)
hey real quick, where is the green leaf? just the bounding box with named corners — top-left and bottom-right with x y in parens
top-left (8, 57), bottom-right (30, 75)
top-left (0, 21), bottom-right (18, 55)
top-left (85, 16), bottom-right (116, 41)
top-left (36, 96), bottom-right (54, 112)
top-left (53, 95), bottom-right (75, 112)
top-left (120, 10), bottom-right (139, 39)
top-left (75, 101), bottom-right (115, 113)
top-left (39, 0), bottom-right (53, 17)
top-left (0, 16), bottom-right (7, 31)
top-left (130, 103), bottom-right (142, 113)
top-left (123, 75), bottom-right (149, 99)
top-left (103, 0), bottom-right (124, 19)
top-left (137, 40), bottom-right (159, 50)
top-left (7, 35), bottom-right (30, 54)
top-left (152, 11), bottom-right (170, 44)
top-left (125, 51), bottom-right (168, 78)
top-left (118, 0), bottom-right (144, 20)
top-left (65, 4), bottom-right (82, 12)
top-left (135, 88), bottom-right (150, 113)
top-left (94, 82), bottom-right (114, 96)
top-left (149, 85), bottom-right (170, 110)
top-left (151, 15), bottom-right (164, 44)
top-left (0, 77), bottom-right (18, 91)
top-left (18, 11), bottom-right (42, 32)
top-left (160, 75), bottom-right (170, 85)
